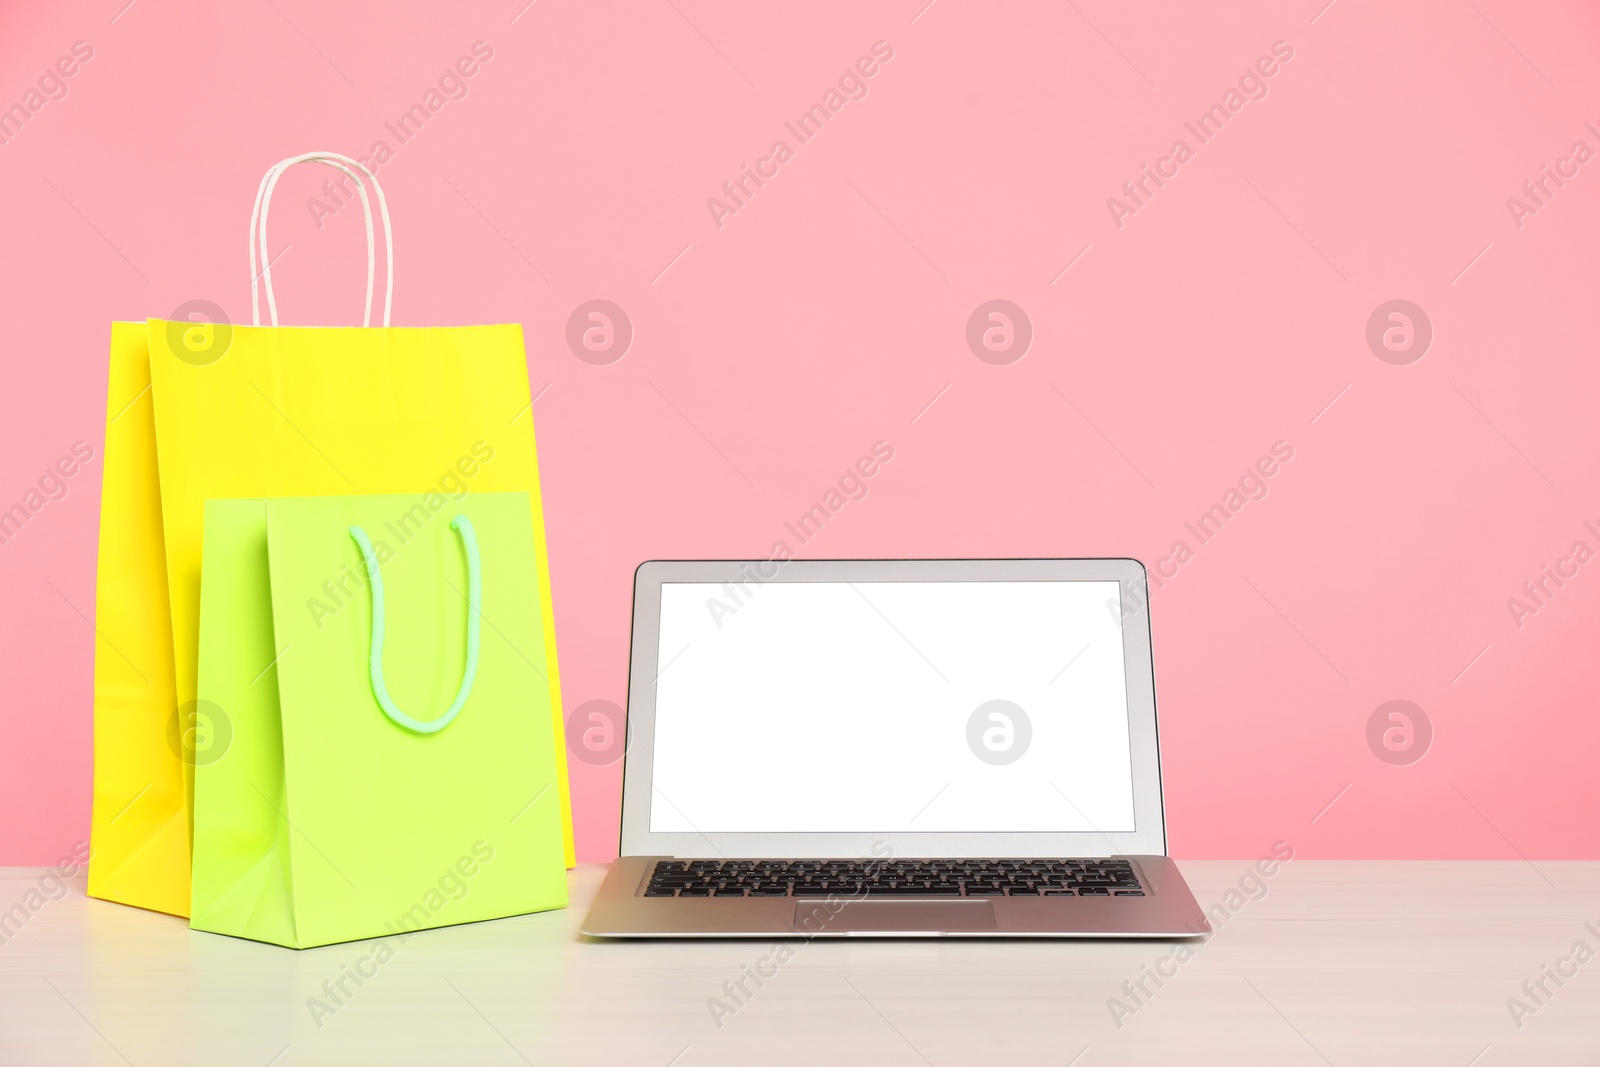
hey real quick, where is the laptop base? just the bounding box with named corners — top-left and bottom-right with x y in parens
top-left (581, 855), bottom-right (1211, 938)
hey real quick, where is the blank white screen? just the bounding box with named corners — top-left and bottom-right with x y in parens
top-left (649, 581), bottom-right (1136, 834)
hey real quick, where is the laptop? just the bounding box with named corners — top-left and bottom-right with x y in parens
top-left (581, 558), bottom-right (1210, 938)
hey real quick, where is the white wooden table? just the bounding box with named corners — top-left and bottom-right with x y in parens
top-left (2, 861), bottom-right (1596, 1065)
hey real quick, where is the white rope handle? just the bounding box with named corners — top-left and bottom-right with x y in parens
top-left (251, 154), bottom-right (368, 324)
top-left (249, 152), bottom-right (394, 327)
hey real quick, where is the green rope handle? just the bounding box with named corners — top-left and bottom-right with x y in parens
top-left (349, 516), bottom-right (480, 734)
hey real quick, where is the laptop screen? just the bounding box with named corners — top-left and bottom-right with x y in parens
top-left (648, 580), bottom-right (1137, 835)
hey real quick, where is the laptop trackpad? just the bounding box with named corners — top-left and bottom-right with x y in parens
top-left (796, 900), bottom-right (997, 933)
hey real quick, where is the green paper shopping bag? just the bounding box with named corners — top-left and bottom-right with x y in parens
top-left (190, 491), bottom-right (567, 948)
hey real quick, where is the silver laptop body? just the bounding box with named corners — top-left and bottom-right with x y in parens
top-left (582, 559), bottom-right (1209, 938)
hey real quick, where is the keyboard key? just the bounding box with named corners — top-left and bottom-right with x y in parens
top-left (864, 885), bottom-right (963, 896)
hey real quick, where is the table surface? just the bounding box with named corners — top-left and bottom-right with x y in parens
top-left (2, 860), bottom-right (1597, 1066)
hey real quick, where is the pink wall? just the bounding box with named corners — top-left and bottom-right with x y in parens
top-left (2, 0), bottom-right (1597, 863)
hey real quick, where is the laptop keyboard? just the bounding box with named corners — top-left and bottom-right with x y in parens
top-left (643, 858), bottom-right (1144, 897)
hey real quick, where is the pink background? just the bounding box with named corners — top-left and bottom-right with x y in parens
top-left (2, 0), bottom-right (1597, 864)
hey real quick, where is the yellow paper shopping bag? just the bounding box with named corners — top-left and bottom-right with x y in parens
top-left (89, 153), bottom-right (575, 917)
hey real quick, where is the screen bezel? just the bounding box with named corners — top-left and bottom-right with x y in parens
top-left (618, 558), bottom-right (1167, 858)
